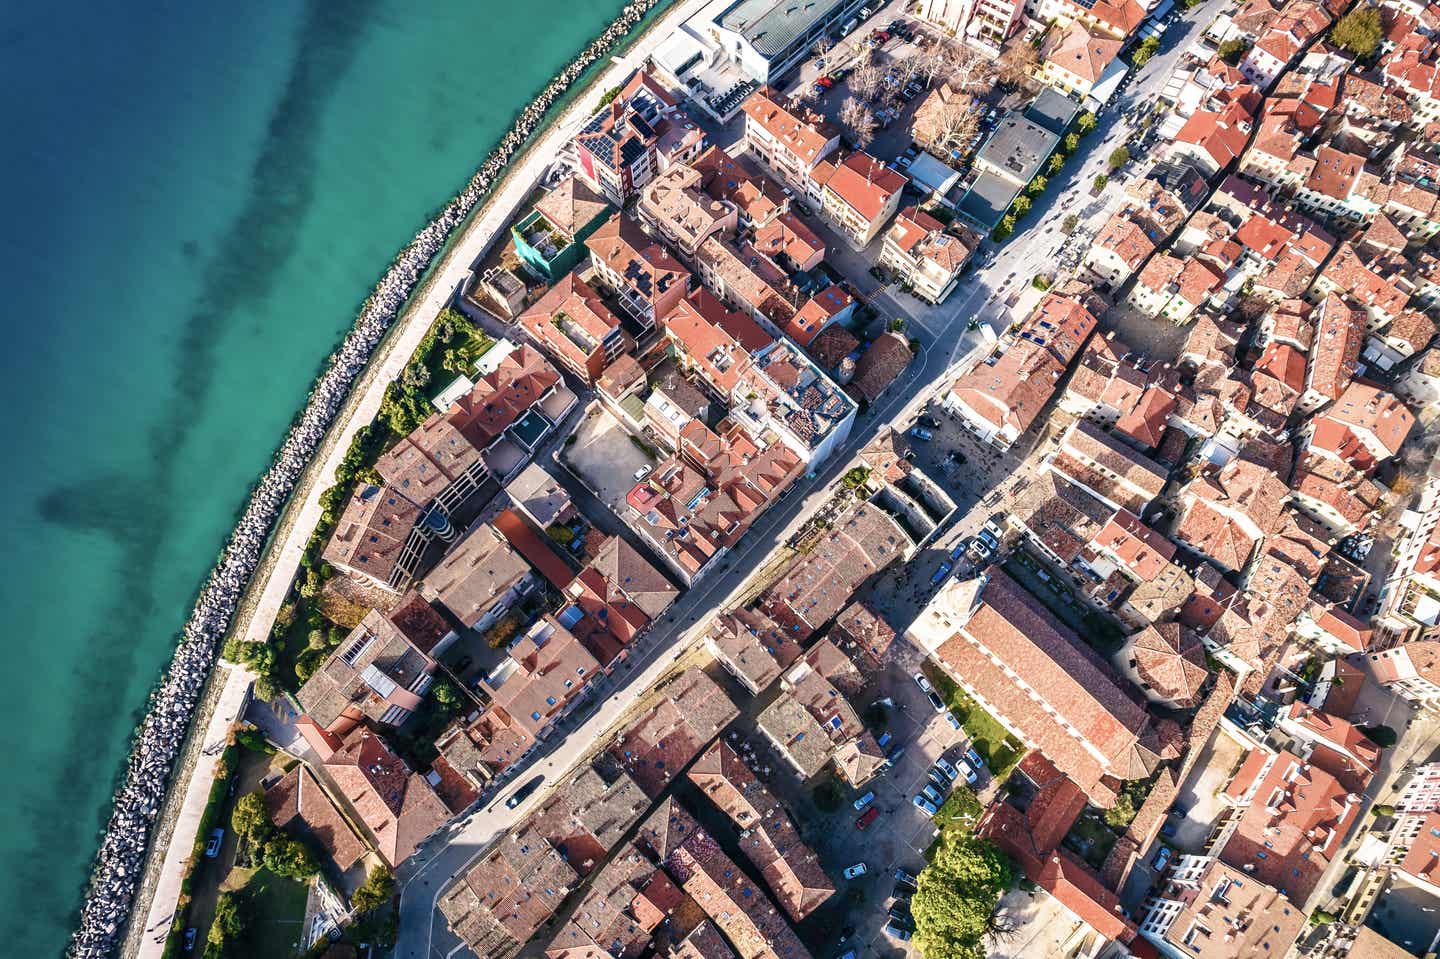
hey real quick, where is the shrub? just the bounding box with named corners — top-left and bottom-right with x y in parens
top-left (888, 317), bottom-right (906, 332)
top-left (1031, 275), bottom-right (1051, 291)
top-left (813, 779), bottom-right (845, 812)
top-left (1093, 173), bottom-right (1110, 191)
top-left (233, 727), bottom-right (275, 755)
top-left (1372, 804), bottom-right (1396, 817)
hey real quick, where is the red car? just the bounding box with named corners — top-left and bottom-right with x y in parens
top-left (856, 807), bottom-right (881, 830)
top-left (816, 75), bottom-right (835, 89)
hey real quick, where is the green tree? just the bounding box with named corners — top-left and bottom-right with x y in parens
top-left (1217, 37), bottom-right (1250, 64)
top-left (231, 791), bottom-right (272, 841)
top-left (1012, 195), bottom-right (1031, 216)
top-left (1062, 213), bottom-right (1080, 234)
top-left (1103, 792), bottom-right (1138, 829)
top-left (888, 317), bottom-right (906, 332)
top-left (1131, 36), bottom-right (1161, 67)
top-left (263, 836), bottom-right (320, 880)
top-left (1031, 274), bottom-right (1051, 291)
top-left (1093, 173), bottom-right (1110, 191)
top-left (432, 680), bottom-right (462, 712)
top-left (1107, 146), bottom-right (1131, 171)
top-left (994, 215), bottom-right (1016, 241)
top-left (1027, 175), bottom-right (1048, 195)
top-left (912, 831), bottom-right (1014, 959)
top-left (208, 891), bottom-right (246, 946)
top-left (1076, 111), bottom-right (1097, 134)
top-left (1062, 132), bottom-right (1080, 154)
top-left (1331, 5), bottom-right (1382, 58)
top-left (353, 864), bottom-right (397, 913)
top-left (1048, 153), bottom-right (1065, 174)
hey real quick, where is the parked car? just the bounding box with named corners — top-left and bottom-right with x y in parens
top-left (949, 542), bottom-right (968, 563)
top-left (843, 862), bottom-right (868, 879)
top-left (908, 425), bottom-right (933, 441)
top-left (964, 747), bottom-right (986, 772)
top-left (959, 762), bottom-right (979, 785)
top-left (894, 867), bottom-right (919, 887)
top-left (633, 464), bottom-right (653, 482)
top-left (970, 538), bottom-right (993, 560)
top-left (912, 793), bottom-right (939, 815)
top-left (183, 929), bottom-right (197, 952)
top-left (1152, 846), bottom-right (1174, 873)
top-left (831, 67), bottom-right (851, 81)
top-left (888, 903), bottom-right (913, 924)
top-left (914, 673), bottom-right (935, 694)
top-left (921, 783), bottom-right (945, 807)
top-left (876, 731), bottom-right (893, 748)
top-left (816, 75), bottom-right (835, 89)
top-left (1160, 820), bottom-right (1179, 839)
top-left (945, 713), bottom-right (962, 731)
top-left (977, 528), bottom-right (1000, 551)
top-left (982, 519), bottom-right (1004, 541)
top-left (918, 413), bottom-right (940, 429)
top-left (885, 745), bottom-right (907, 766)
top-left (897, 152), bottom-right (914, 167)
top-left (204, 829), bottom-right (224, 859)
top-left (930, 562), bottom-right (952, 585)
top-left (927, 690), bottom-right (946, 712)
top-left (853, 790), bottom-right (876, 811)
top-left (884, 923), bottom-right (914, 941)
top-left (857, 807), bottom-right (881, 830)
top-left (933, 758), bottom-right (960, 782)
top-left (506, 774), bottom-right (545, 809)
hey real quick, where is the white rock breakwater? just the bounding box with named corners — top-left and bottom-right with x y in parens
top-left (69, 3), bottom-right (665, 955)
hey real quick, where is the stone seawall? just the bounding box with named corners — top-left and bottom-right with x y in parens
top-left (68, 2), bottom-right (668, 955)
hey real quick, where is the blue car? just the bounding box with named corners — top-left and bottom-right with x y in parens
top-left (949, 542), bottom-right (968, 563)
top-left (930, 562), bottom-right (952, 585)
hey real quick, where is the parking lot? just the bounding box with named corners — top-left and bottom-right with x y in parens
top-left (557, 403), bottom-right (657, 514)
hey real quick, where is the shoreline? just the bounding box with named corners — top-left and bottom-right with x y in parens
top-left (68, 2), bottom-right (679, 956)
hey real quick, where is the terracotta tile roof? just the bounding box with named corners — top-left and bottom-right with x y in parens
top-left (1114, 386), bottom-right (1176, 449)
top-left (1136, 252), bottom-right (1184, 293)
top-left (494, 508), bottom-right (575, 590)
top-left (849, 332), bottom-right (913, 403)
top-left (1388, 309), bottom-right (1437, 355)
top-left (662, 287), bottom-right (773, 396)
top-left (786, 283), bottom-right (852, 347)
top-left (1044, 21), bottom-right (1123, 85)
top-left (754, 211), bottom-right (825, 268)
top-left (1011, 470), bottom-right (1114, 566)
top-left (741, 87), bottom-right (837, 166)
top-left (638, 799), bottom-right (814, 959)
top-left (831, 600), bottom-right (898, 667)
top-left (951, 291), bottom-right (1099, 435)
top-left (807, 325), bottom-right (860, 372)
top-left (444, 344), bottom-right (562, 450)
top-left (324, 727), bottom-right (450, 867)
top-left (607, 669), bottom-right (740, 798)
top-left (692, 145), bottom-right (786, 226)
top-left (265, 765), bottom-right (368, 871)
top-left (1322, 244), bottom-right (1408, 321)
top-left (1094, 214), bottom-right (1156, 271)
top-left (1217, 749), bottom-right (1362, 904)
top-left (927, 571), bottom-right (1167, 804)
top-left (1175, 101), bottom-right (1253, 168)
top-left (1310, 381), bottom-right (1414, 469)
top-left (688, 742), bottom-right (835, 921)
top-left (1094, 510), bottom-right (1178, 582)
top-left (1149, 859), bottom-right (1304, 959)
top-left (535, 174), bottom-right (611, 238)
top-left (1128, 622), bottom-right (1208, 707)
top-left (704, 607), bottom-right (803, 693)
top-left (297, 609), bottom-right (436, 731)
top-left (762, 501), bottom-right (910, 638)
top-left (823, 151), bottom-right (907, 223)
top-left (1306, 294), bottom-right (1365, 404)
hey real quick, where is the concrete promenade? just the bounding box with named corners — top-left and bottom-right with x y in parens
top-left (131, 667), bottom-right (252, 959)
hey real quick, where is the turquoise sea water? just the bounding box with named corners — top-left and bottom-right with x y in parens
top-left (0, 0), bottom-right (626, 952)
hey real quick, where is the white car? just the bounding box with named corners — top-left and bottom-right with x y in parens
top-left (913, 673), bottom-right (935, 694)
top-left (632, 464), bottom-right (653, 482)
top-left (843, 862), bottom-right (868, 879)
